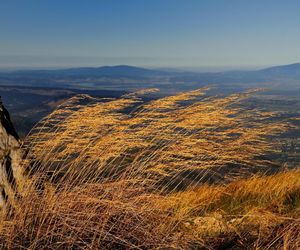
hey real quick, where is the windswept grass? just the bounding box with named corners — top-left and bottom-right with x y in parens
top-left (0, 88), bottom-right (299, 249)
top-left (24, 88), bottom-right (290, 188)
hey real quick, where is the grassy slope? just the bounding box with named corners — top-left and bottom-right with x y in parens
top-left (0, 88), bottom-right (298, 249)
top-left (172, 169), bottom-right (300, 249)
top-left (1, 169), bottom-right (299, 249)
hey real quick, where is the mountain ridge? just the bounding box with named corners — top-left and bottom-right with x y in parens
top-left (1, 63), bottom-right (300, 91)
top-left (5, 62), bottom-right (300, 76)
top-left (8, 65), bottom-right (163, 78)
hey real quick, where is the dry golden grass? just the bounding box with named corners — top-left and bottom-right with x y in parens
top-left (169, 169), bottom-right (300, 249)
top-left (0, 88), bottom-right (299, 249)
top-left (23, 88), bottom-right (290, 188)
top-left (1, 169), bottom-right (300, 249)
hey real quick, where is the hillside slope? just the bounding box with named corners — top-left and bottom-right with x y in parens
top-left (0, 89), bottom-right (298, 249)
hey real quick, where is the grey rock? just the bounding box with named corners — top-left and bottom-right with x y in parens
top-left (0, 98), bottom-right (23, 209)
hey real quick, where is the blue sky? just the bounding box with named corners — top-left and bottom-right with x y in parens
top-left (1, 0), bottom-right (300, 69)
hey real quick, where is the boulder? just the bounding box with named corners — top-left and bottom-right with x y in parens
top-left (0, 98), bottom-right (23, 209)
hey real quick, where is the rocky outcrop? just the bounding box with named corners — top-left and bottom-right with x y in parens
top-left (0, 98), bottom-right (23, 209)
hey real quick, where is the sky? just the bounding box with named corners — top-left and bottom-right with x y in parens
top-left (1, 0), bottom-right (300, 70)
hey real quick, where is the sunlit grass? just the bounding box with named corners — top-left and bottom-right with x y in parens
top-left (0, 88), bottom-right (298, 249)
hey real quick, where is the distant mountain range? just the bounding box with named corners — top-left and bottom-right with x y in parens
top-left (10, 65), bottom-right (163, 78)
top-left (169, 63), bottom-right (300, 90)
top-left (0, 63), bottom-right (300, 91)
top-left (6, 62), bottom-right (300, 77)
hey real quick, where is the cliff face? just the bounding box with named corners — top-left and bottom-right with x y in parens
top-left (0, 99), bottom-right (22, 209)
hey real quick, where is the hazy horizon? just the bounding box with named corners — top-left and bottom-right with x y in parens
top-left (0, 55), bottom-right (270, 73)
top-left (1, 1), bottom-right (300, 69)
